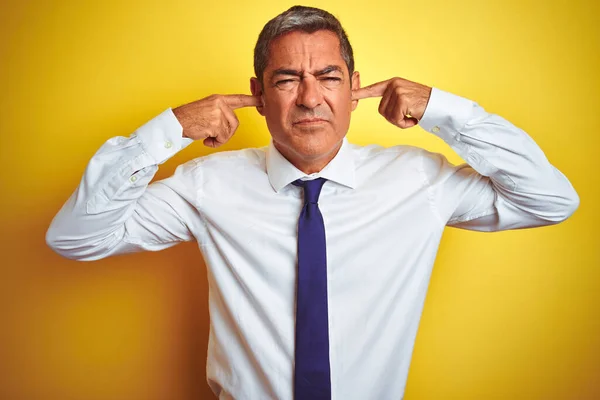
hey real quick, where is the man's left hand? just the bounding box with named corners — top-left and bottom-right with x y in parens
top-left (352, 77), bottom-right (432, 129)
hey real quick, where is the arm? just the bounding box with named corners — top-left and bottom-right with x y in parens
top-left (417, 87), bottom-right (579, 231)
top-left (46, 108), bottom-right (200, 261)
top-left (46, 93), bottom-right (261, 261)
top-left (353, 78), bottom-right (579, 231)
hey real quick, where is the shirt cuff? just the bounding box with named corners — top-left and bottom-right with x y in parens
top-left (135, 108), bottom-right (194, 165)
top-left (418, 87), bottom-right (477, 142)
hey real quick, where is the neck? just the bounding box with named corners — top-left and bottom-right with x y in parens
top-left (274, 139), bottom-right (344, 175)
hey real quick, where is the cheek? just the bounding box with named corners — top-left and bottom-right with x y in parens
top-left (263, 98), bottom-right (291, 135)
top-left (328, 91), bottom-right (353, 120)
top-left (266, 96), bottom-right (292, 123)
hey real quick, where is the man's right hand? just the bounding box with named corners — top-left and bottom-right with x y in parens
top-left (172, 94), bottom-right (262, 148)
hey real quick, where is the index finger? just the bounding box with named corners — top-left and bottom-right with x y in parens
top-left (351, 79), bottom-right (391, 100)
top-left (223, 94), bottom-right (262, 109)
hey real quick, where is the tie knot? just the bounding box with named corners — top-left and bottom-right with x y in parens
top-left (293, 177), bottom-right (327, 204)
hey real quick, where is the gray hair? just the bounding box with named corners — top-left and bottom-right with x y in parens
top-left (253, 5), bottom-right (355, 85)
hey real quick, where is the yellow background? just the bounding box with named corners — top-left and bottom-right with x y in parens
top-left (1, 0), bottom-right (598, 399)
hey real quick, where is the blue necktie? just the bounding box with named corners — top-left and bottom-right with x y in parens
top-left (292, 177), bottom-right (331, 400)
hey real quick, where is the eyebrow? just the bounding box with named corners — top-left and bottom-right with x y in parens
top-left (271, 65), bottom-right (343, 80)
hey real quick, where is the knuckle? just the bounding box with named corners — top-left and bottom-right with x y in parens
top-left (220, 120), bottom-right (229, 133)
top-left (211, 95), bottom-right (224, 106)
top-left (204, 129), bottom-right (216, 138)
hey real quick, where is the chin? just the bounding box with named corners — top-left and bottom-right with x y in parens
top-left (294, 142), bottom-right (343, 164)
top-left (272, 123), bottom-right (342, 158)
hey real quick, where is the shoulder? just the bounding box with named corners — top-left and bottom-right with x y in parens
top-left (157, 146), bottom-right (267, 197)
top-left (349, 141), bottom-right (433, 168)
top-left (194, 146), bottom-right (266, 168)
top-left (179, 145), bottom-right (265, 169)
top-left (171, 145), bottom-right (267, 181)
top-left (348, 140), bottom-right (461, 183)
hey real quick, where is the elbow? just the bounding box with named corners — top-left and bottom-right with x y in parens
top-left (560, 188), bottom-right (580, 221)
top-left (45, 225), bottom-right (62, 256)
top-left (45, 226), bottom-right (101, 262)
top-left (45, 226), bottom-right (79, 260)
top-left (550, 186), bottom-right (580, 224)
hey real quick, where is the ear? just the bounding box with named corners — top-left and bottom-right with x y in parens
top-left (351, 71), bottom-right (361, 111)
top-left (250, 77), bottom-right (265, 116)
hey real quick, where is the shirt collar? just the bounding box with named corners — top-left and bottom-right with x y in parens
top-left (265, 136), bottom-right (356, 193)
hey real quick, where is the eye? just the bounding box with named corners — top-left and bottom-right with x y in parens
top-left (320, 77), bottom-right (342, 86)
top-left (275, 79), bottom-right (299, 90)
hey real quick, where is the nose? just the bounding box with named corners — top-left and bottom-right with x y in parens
top-left (296, 76), bottom-right (323, 109)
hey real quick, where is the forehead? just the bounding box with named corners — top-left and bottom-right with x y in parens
top-left (266, 30), bottom-right (346, 73)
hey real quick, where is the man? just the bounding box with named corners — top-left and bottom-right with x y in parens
top-left (46, 5), bottom-right (579, 400)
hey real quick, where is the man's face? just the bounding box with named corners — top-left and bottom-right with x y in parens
top-left (251, 30), bottom-right (360, 171)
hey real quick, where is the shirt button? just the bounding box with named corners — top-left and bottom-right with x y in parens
top-left (432, 126), bottom-right (440, 133)
top-left (130, 175), bottom-right (137, 182)
top-left (164, 141), bottom-right (173, 149)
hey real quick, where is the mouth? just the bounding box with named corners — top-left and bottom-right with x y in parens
top-left (293, 118), bottom-right (328, 125)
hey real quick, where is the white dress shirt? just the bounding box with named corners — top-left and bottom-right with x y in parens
top-left (46, 87), bottom-right (579, 400)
